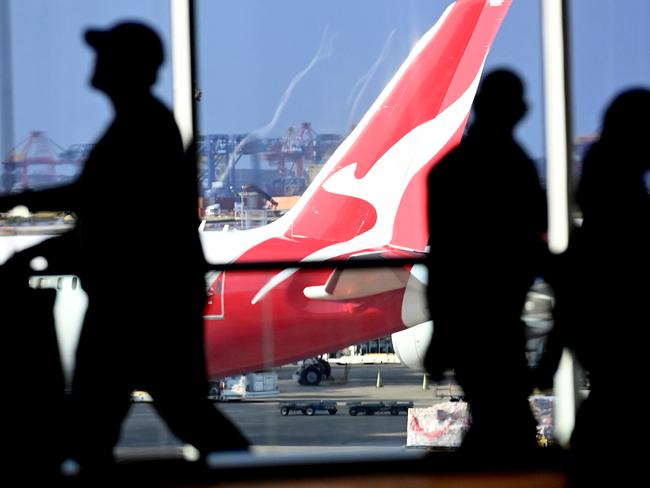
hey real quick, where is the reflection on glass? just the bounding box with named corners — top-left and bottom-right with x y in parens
top-left (202, 266), bottom-right (425, 379)
top-left (0, 0), bottom-right (576, 471)
top-left (569, 0), bottom-right (650, 190)
top-left (192, 0), bottom-right (552, 459)
top-left (196, 1), bottom-right (544, 234)
top-left (0, 0), bottom-right (172, 234)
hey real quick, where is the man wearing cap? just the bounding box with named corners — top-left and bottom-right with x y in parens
top-left (0, 21), bottom-right (249, 469)
top-left (425, 69), bottom-right (548, 454)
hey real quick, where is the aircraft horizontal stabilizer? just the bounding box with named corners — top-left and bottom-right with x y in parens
top-left (303, 266), bottom-right (409, 301)
top-left (303, 249), bottom-right (422, 301)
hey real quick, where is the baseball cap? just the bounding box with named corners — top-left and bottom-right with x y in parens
top-left (85, 21), bottom-right (164, 70)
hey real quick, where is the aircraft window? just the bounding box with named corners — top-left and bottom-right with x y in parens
top-left (215, 278), bottom-right (222, 295)
top-left (204, 270), bottom-right (221, 295)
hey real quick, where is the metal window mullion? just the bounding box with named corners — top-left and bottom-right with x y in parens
top-left (541, 0), bottom-right (579, 449)
top-left (0, 0), bottom-right (15, 163)
top-left (170, 0), bottom-right (195, 150)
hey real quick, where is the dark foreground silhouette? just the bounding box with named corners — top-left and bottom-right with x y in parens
top-left (545, 88), bottom-right (650, 486)
top-left (425, 69), bottom-right (548, 454)
top-left (0, 21), bottom-right (248, 474)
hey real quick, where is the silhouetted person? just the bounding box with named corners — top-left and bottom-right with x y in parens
top-left (1, 21), bottom-right (248, 472)
top-left (549, 88), bottom-right (650, 486)
top-left (1, 236), bottom-right (70, 479)
top-left (424, 69), bottom-right (547, 455)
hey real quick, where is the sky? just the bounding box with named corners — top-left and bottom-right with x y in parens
top-left (196, 0), bottom-right (546, 154)
top-left (1, 0), bottom-right (649, 162)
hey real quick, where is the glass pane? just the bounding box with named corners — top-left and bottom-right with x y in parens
top-left (195, 0), bottom-right (545, 255)
top-left (1, 0), bottom-right (562, 474)
top-left (195, 0), bottom-right (548, 460)
top-left (560, 0), bottom-right (650, 470)
top-left (570, 0), bottom-right (650, 179)
top-left (1, 0), bottom-right (172, 224)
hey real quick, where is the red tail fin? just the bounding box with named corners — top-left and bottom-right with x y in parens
top-left (279, 0), bottom-right (512, 257)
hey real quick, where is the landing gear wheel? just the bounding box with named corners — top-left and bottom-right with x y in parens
top-left (298, 365), bottom-right (323, 386)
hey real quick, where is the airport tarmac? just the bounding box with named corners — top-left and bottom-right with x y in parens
top-left (115, 364), bottom-right (461, 462)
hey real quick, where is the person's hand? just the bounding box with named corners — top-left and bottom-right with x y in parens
top-left (3, 205), bottom-right (31, 217)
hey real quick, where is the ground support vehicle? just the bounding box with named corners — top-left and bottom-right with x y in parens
top-left (292, 358), bottom-right (332, 386)
top-left (347, 401), bottom-right (414, 416)
top-left (279, 400), bottom-right (338, 416)
top-left (208, 372), bottom-right (279, 401)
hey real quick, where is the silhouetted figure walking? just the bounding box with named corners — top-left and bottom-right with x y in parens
top-left (425, 69), bottom-right (547, 455)
top-left (1, 21), bottom-right (248, 472)
top-left (1, 239), bottom-right (68, 479)
top-left (551, 88), bottom-right (650, 486)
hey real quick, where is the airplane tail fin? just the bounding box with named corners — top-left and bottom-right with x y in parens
top-left (276, 0), bottom-right (511, 255)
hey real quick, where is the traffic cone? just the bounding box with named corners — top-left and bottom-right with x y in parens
top-left (376, 370), bottom-right (384, 388)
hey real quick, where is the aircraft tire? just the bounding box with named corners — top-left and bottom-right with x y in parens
top-left (299, 366), bottom-right (322, 386)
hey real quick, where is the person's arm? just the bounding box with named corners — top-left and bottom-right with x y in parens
top-left (0, 182), bottom-right (80, 214)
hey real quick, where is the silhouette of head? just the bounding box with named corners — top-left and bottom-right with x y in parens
top-left (473, 69), bottom-right (527, 132)
top-left (85, 22), bottom-right (164, 95)
top-left (577, 88), bottom-right (650, 217)
top-left (600, 88), bottom-right (650, 163)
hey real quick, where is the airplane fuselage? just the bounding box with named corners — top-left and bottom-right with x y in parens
top-left (203, 263), bottom-right (407, 377)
